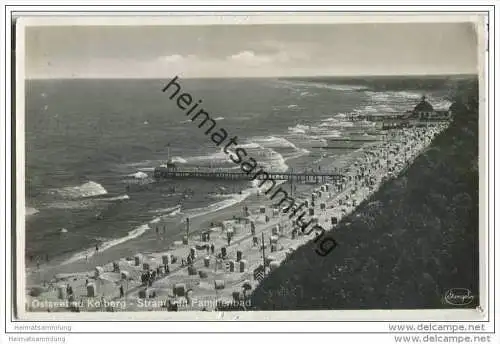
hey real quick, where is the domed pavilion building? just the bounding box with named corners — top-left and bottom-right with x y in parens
top-left (404, 95), bottom-right (452, 121)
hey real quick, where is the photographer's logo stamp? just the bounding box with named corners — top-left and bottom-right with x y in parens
top-left (444, 288), bottom-right (475, 306)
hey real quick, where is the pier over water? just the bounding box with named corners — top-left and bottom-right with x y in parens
top-left (153, 166), bottom-right (346, 183)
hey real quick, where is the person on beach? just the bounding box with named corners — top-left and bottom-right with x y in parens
top-left (95, 244), bottom-right (99, 253)
top-left (119, 285), bottom-right (124, 298)
top-left (210, 244), bottom-right (215, 254)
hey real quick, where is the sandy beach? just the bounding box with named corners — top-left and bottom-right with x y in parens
top-left (25, 122), bottom-right (449, 313)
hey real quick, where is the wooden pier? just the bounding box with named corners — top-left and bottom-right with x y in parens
top-left (154, 166), bottom-right (345, 183)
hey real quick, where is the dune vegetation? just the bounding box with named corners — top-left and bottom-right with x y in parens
top-left (250, 78), bottom-right (479, 310)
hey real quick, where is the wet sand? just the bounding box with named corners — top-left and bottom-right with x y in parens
top-left (25, 123), bottom-right (450, 313)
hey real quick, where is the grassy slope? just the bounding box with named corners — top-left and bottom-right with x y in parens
top-left (250, 80), bottom-right (479, 310)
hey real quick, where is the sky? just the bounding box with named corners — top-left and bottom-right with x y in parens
top-left (25, 22), bottom-right (479, 79)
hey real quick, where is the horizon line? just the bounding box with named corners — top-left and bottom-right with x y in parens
top-left (25, 73), bottom-right (479, 81)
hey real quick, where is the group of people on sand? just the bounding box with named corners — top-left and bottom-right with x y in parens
top-left (140, 264), bottom-right (172, 287)
top-left (28, 253), bottom-right (50, 269)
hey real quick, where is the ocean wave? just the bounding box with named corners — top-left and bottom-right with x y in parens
top-left (288, 127), bottom-right (306, 134)
top-left (214, 116), bottom-right (225, 121)
top-left (357, 91), bottom-right (451, 118)
top-left (431, 99), bottom-right (453, 110)
top-left (288, 123), bottom-right (343, 139)
top-left (184, 136), bottom-right (302, 172)
top-left (276, 79), bottom-right (369, 91)
top-left (365, 90), bottom-right (422, 102)
top-left (355, 104), bottom-right (401, 115)
top-left (26, 207), bottom-right (39, 216)
top-left (127, 171), bottom-right (149, 179)
top-left (61, 224), bottom-right (150, 265)
top-left (47, 194), bottom-right (130, 210)
top-left (252, 136), bottom-right (300, 150)
top-left (287, 124), bottom-right (310, 134)
top-left (244, 136), bottom-right (311, 172)
top-left (150, 204), bottom-right (182, 214)
top-left (186, 151), bottom-right (233, 168)
top-left (50, 181), bottom-right (108, 199)
top-left (309, 128), bottom-right (343, 138)
top-left (320, 117), bottom-right (355, 128)
top-left (99, 194), bottom-right (130, 202)
top-left (238, 142), bottom-right (262, 149)
top-left (46, 200), bottom-right (97, 210)
top-left (184, 189), bottom-right (255, 219)
top-left (260, 149), bottom-right (288, 172)
top-left (171, 156), bottom-right (187, 164)
top-left (300, 91), bottom-right (315, 97)
top-left (208, 193), bottom-right (237, 199)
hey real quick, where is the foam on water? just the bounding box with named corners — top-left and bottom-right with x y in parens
top-left (50, 181), bottom-right (108, 199)
top-left (60, 224), bottom-right (151, 265)
top-left (184, 189), bottom-right (255, 219)
top-left (186, 151), bottom-right (232, 168)
top-left (99, 194), bottom-right (130, 202)
top-left (252, 136), bottom-right (300, 150)
top-left (171, 156), bottom-right (187, 164)
top-left (288, 125), bottom-right (307, 134)
top-left (364, 90), bottom-right (422, 102)
top-left (46, 193), bottom-right (130, 210)
top-left (320, 117), bottom-right (356, 128)
top-left (354, 90), bottom-right (452, 119)
top-left (26, 207), bottom-right (39, 216)
top-left (46, 200), bottom-right (96, 210)
top-left (238, 142), bottom-right (262, 149)
top-left (288, 123), bottom-right (343, 139)
top-left (150, 204), bottom-right (182, 214)
top-left (275, 79), bottom-right (369, 91)
top-left (128, 171), bottom-right (149, 179)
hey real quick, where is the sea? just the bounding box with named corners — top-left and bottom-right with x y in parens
top-left (24, 77), bottom-right (453, 266)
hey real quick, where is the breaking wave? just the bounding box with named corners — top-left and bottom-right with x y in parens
top-left (99, 194), bottom-right (130, 202)
top-left (275, 79), bottom-right (369, 91)
top-left (50, 181), bottom-right (107, 199)
top-left (184, 189), bottom-right (254, 219)
top-left (128, 171), bottom-right (149, 179)
top-left (61, 224), bottom-right (150, 265)
top-left (171, 156), bottom-right (187, 164)
top-left (26, 207), bottom-right (39, 216)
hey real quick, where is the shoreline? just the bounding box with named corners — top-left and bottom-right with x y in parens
top-left (24, 123), bottom-right (450, 313)
top-left (25, 145), bottom-right (354, 286)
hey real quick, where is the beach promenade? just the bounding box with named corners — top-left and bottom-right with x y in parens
top-left (25, 123), bottom-right (449, 313)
